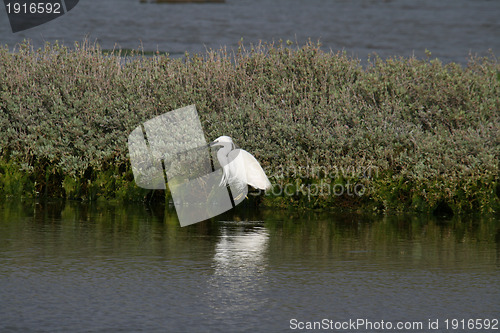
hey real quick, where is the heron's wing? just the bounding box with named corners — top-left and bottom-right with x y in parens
top-left (228, 149), bottom-right (271, 190)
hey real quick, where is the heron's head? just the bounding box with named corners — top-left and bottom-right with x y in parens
top-left (210, 136), bottom-right (234, 147)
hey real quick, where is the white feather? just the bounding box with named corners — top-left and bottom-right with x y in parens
top-left (212, 136), bottom-right (271, 192)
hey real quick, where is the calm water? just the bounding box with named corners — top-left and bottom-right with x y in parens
top-left (1, 0), bottom-right (499, 63)
top-left (0, 201), bottom-right (498, 332)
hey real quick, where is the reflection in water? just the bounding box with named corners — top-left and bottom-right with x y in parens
top-left (207, 222), bottom-right (270, 321)
top-left (0, 201), bottom-right (498, 332)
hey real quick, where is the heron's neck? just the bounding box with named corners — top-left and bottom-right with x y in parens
top-left (217, 143), bottom-right (232, 167)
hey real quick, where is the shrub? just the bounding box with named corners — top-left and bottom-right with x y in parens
top-left (0, 40), bottom-right (498, 213)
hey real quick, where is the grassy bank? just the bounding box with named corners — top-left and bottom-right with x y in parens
top-left (0, 40), bottom-right (498, 214)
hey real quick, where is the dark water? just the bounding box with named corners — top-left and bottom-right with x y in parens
top-left (0, 201), bottom-right (498, 332)
top-left (1, 0), bottom-right (499, 63)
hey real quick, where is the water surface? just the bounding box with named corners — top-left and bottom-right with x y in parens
top-left (0, 201), bottom-right (498, 332)
top-left (1, 0), bottom-right (499, 63)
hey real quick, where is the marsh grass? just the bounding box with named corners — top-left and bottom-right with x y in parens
top-left (0, 40), bottom-right (498, 213)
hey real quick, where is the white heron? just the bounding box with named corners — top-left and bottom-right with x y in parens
top-left (209, 136), bottom-right (271, 193)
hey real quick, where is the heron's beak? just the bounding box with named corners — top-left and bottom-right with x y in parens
top-left (209, 140), bottom-right (220, 147)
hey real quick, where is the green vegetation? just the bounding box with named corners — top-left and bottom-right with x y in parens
top-left (0, 40), bottom-right (498, 214)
